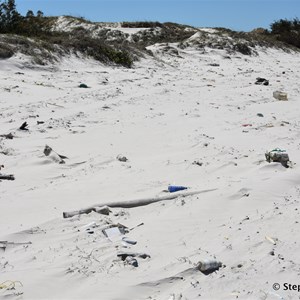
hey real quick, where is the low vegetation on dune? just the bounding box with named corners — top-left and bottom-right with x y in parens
top-left (121, 21), bottom-right (163, 28)
top-left (0, 0), bottom-right (134, 67)
top-left (270, 18), bottom-right (300, 49)
top-left (0, 0), bottom-right (299, 67)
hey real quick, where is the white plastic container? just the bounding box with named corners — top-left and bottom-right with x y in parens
top-left (273, 91), bottom-right (288, 101)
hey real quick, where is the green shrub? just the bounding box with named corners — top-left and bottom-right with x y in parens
top-left (35, 33), bottom-right (133, 67)
top-left (0, 0), bottom-right (21, 33)
top-left (233, 43), bottom-right (252, 55)
top-left (270, 18), bottom-right (300, 49)
top-left (0, 42), bottom-right (13, 58)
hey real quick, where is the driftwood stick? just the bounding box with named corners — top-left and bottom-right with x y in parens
top-left (0, 174), bottom-right (15, 181)
top-left (63, 189), bottom-right (217, 218)
top-left (0, 241), bottom-right (32, 245)
top-left (47, 102), bottom-right (65, 108)
top-left (0, 241), bottom-right (32, 251)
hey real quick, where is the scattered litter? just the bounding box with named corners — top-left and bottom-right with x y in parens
top-left (265, 148), bottom-right (290, 168)
top-left (47, 102), bottom-right (65, 108)
top-left (43, 145), bottom-right (67, 159)
top-left (37, 121), bottom-right (45, 125)
top-left (0, 133), bottom-right (13, 139)
top-left (168, 185), bottom-right (188, 193)
top-left (94, 206), bottom-right (111, 215)
top-left (125, 256), bottom-right (138, 267)
top-left (43, 145), bottom-right (68, 164)
top-left (197, 259), bottom-right (222, 274)
top-left (130, 222), bottom-right (144, 230)
top-left (0, 241), bottom-right (32, 251)
top-left (0, 280), bottom-right (23, 290)
top-left (209, 63), bottom-right (220, 67)
top-left (0, 174), bottom-right (15, 181)
top-left (255, 77), bottom-right (269, 85)
top-left (122, 237), bottom-right (137, 245)
top-left (263, 123), bottom-right (274, 128)
top-left (280, 121), bottom-right (290, 126)
top-left (81, 221), bottom-right (97, 234)
top-left (103, 227), bottom-right (123, 240)
top-left (278, 254), bottom-right (284, 260)
top-left (273, 91), bottom-right (288, 101)
top-left (242, 124), bottom-right (252, 127)
top-left (193, 161), bottom-right (203, 166)
top-left (102, 224), bottom-right (128, 241)
top-left (43, 145), bottom-right (52, 156)
top-left (117, 251), bottom-right (150, 260)
top-left (257, 113), bottom-right (264, 117)
top-left (116, 155), bottom-right (128, 162)
top-left (19, 122), bottom-right (28, 131)
top-left (230, 292), bottom-right (241, 297)
top-left (265, 235), bottom-right (277, 245)
top-left (79, 83), bottom-right (89, 88)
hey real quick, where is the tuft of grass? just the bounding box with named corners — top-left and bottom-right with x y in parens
top-left (36, 33), bottom-right (133, 67)
top-left (131, 22), bottom-right (197, 49)
top-left (5, 15), bottom-right (134, 67)
top-left (233, 43), bottom-right (252, 55)
top-left (0, 42), bottom-right (14, 58)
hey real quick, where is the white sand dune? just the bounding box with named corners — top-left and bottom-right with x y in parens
top-left (0, 45), bottom-right (300, 299)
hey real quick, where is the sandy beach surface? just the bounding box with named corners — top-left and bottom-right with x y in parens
top-left (1, 44), bottom-right (300, 299)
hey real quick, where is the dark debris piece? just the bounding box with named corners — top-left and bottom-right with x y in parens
top-left (255, 77), bottom-right (269, 86)
top-left (117, 252), bottom-right (150, 261)
top-left (79, 83), bottom-right (89, 88)
top-left (19, 122), bottom-right (29, 131)
top-left (0, 133), bottom-right (14, 139)
top-left (125, 256), bottom-right (138, 267)
top-left (0, 174), bottom-right (15, 180)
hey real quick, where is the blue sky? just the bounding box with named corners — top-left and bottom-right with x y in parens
top-left (15, 0), bottom-right (299, 32)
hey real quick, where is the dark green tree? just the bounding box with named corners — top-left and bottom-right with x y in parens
top-left (271, 18), bottom-right (292, 34)
top-left (270, 18), bottom-right (300, 49)
top-left (0, 0), bottom-right (21, 33)
top-left (26, 10), bottom-right (34, 18)
top-left (36, 10), bottom-right (44, 18)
